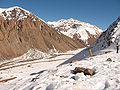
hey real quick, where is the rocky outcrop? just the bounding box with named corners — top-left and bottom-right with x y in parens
top-left (0, 7), bottom-right (84, 60)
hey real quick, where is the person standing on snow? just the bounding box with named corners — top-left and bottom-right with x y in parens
top-left (116, 44), bottom-right (119, 53)
top-left (114, 36), bottom-right (120, 53)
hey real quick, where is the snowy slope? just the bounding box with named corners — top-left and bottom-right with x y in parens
top-left (0, 47), bottom-right (120, 90)
top-left (59, 16), bottom-right (120, 65)
top-left (34, 49), bottom-right (120, 90)
top-left (11, 48), bottom-right (52, 61)
top-left (48, 18), bottom-right (103, 45)
top-left (92, 16), bottom-right (120, 51)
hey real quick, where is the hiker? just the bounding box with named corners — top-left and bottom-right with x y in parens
top-left (89, 47), bottom-right (93, 56)
top-left (114, 36), bottom-right (120, 53)
top-left (116, 44), bottom-right (119, 53)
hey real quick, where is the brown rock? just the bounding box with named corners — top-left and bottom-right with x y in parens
top-left (105, 51), bottom-right (112, 54)
top-left (73, 67), bottom-right (86, 73)
top-left (27, 65), bottom-right (31, 67)
top-left (83, 69), bottom-right (94, 76)
top-left (106, 58), bottom-right (112, 62)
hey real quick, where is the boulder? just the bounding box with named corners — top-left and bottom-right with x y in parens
top-left (106, 58), bottom-right (112, 62)
top-left (73, 67), bottom-right (86, 74)
top-left (83, 69), bottom-right (94, 76)
top-left (71, 76), bottom-right (79, 80)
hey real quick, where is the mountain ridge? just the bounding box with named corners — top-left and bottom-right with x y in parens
top-left (0, 6), bottom-right (84, 60)
top-left (48, 18), bottom-right (103, 46)
top-left (59, 16), bottom-right (120, 65)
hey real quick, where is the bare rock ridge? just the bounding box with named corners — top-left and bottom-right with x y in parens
top-left (48, 18), bottom-right (103, 46)
top-left (0, 6), bottom-right (84, 60)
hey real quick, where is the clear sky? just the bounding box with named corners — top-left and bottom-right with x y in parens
top-left (0, 0), bottom-right (120, 30)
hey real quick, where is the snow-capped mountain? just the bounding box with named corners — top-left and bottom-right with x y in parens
top-left (48, 18), bottom-right (103, 45)
top-left (92, 16), bottom-right (120, 51)
top-left (0, 6), bottom-right (38, 21)
top-left (0, 6), bottom-right (84, 60)
top-left (59, 16), bottom-right (120, 65)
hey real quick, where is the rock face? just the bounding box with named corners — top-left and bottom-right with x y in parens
top-left (0, 6), bottom-right (84, 60)
top-left (48, 18), bottom-right (103, 46)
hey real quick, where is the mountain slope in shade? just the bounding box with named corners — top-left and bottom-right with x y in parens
top-left (59, 16), bottom-right (120, 65)
top-left (0, 6), bottom-right (84, 60)
top-left (48, 18), bottom-right (103, 45)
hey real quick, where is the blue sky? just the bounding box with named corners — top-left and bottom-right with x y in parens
top-left (0, 0), bottom-right (119, 30)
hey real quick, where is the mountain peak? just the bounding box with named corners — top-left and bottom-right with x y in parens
top-left (0, 6), bottom-right (31, 20)
top-left (0, 6), bottom-right (30, 13)
top-left (66, 18), bottom-right (79, 22)
top-left (115, 16), bottom-right (120, 24)
top-left (48, 19), bottom-right (103, 45)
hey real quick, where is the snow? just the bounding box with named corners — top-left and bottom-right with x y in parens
top-left (48, 18), bottom-right (103, 43)
top-left (0, 6), bottom-right (30, 14)
top-left (0, 6), bottom-right (31, 20)
top-left (0, 6), bottom-right (50, 26)
top-left (0, 46), bottom-right (120, 90)
top-left (12, 48), bottom-right (52, 60)
top-left (0, 49), bottom-right (82, 90)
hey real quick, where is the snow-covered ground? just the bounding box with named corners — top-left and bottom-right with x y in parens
top-left (0, 49), bottom-right (82, 90)
top-left (0, 46), bottom-right (120, 90)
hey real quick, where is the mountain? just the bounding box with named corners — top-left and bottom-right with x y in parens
top-left (59, 16), bottom-right (120, 65)
top-left (48, 18), bottom-right (103, 46)
top-left (0, 6), bottom-right (84, 60)
top-left (0, 17), bottom-right (120, 89)
top-left (91, 16), bottom-right (120, 51)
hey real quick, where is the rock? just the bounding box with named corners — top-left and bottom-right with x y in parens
top-left (71, 76), bottom-right (79, 80)
top-left (105, 51), bottom-right (112, 54)
top-left (106, 58), bottom-right (112, 62)
top-left (83, 69), bottom-right (94, 76)
top-left (72, 67), bottom-right (95, 76)
top-left (72, 67), bottom-right (86, 74)
top-left (31, 77), bottom-right (39, 82)
top-left (27, 65), bottom-right (31, 67)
